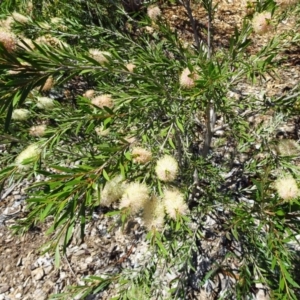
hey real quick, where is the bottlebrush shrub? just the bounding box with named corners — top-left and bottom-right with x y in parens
top-left (0, 0), bottom-right (300, 299)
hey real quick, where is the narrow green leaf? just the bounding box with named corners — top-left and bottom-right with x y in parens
top-left (102, 169), bottom-right (110, 181)
top-left (175, 220), bottom-right (181, 231)
top-left (284, 268), bottom-right (300, 288)
top-left (156, 239), bottom-right (167, 256)
top-left (168, 138), bottom-right (175, 149)
top-left (75, 121), bottom-right (83, 135)
top-left (157, 180), bottom-right (163, 196)
top-left (49, 165), bottom-right (75, 173)
top-left (104, 117), bottom-right (112, 126)
top-left (279, 277), bottom-right (285, 291)
top-left (276, 209), bottom-right (285, 216)
top-left (105, 210), bottom-right (121, 217)
top-left (176, 118), bottom-right (184, 133)
top-left (46, 224), bottom-right (55, 235)
top-left (124, 151), bottom-right (131, 160)
top-left (119, 163), bottom-right (125, 178)
top-left (231, 228), bottom-right (239, 240)
top-left (93, 280), bottom-right (111, 294)
top-left (0, 165), bottom-right (15, 177)
top-left (271, 257), bottom-right (277, 271)
top-left (64, 177), bottom-right (83, 186)
top-left (40, 203), bottom-right (54, 221)
top-left (64, 221), bottom-right (74, 247)
top-left (4, 102), bottom-right (14, 132)
top-left (55, 245), bottom-right (61, 268)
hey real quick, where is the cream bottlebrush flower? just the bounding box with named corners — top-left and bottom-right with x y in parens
top-left (163, 188), bottom-right (188, 220)
top-left (89, 49), bottom-right (111, 65)
top-left (38, 23), bottom-right (51, 30)
top-left (26, 1), bottom-right (33, 13)
top-left (100, 175), bottom-right (125, 207)
top-left (277, 139), bottom-right (300, 156)
top-left (252, 12), bottom-right (272, 35)
top-left (7, 69), bottom-right (20, 75)
top-left (36, 97), bottom-right (55, 109)
top-left (131, 147), bottom-right (152, 164)
top-left (15, 143), bottom-right (41, 170)
top-left (91, 94), bottom-right (114, 109)
top-left (83, 89), bottom-right (95, 99)
top-left (127, 136), bottom-right (136, 144)
top-left (142, 196), bottom-right (165, 230)
top-left (7, 61), bottom-right (31, 74)
top-left (42, 76), bottom-right (54, 91)
top-left (155, 155), bottom-right (178, 182)
top-left (12, 108), bottom-right (30, 121)
top-left (179, 67), bottom-right (199, 89)
top-left (95, 125), bottom-right (110, 137)
top-left (119, 182), bottom-right (150, 214)
top-left (275, 175), bottom-right (299, 201)
top-left (0, 30), bottom-right (17, 52)
top-left (147, 6), bottom-right (162, 21)
top-left (29, 124), bottom-right (47, 137)
top-left (35, 35), bottom-right (65, 47)
top-left (0, 17), bottom-right (14, 30)
top-left (145, 26), bottom-right (154, 34)
top-left (12, 12), bottom-right (29, 24)
top-left (50, 17), bottom-right (63, 24)
top-left (122, 135), bottom-right (137, 145)
top-left (126, 63), bottom-right (136, 73)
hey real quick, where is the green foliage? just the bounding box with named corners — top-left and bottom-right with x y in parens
top-left (1, 0), bottom-right (300, 299)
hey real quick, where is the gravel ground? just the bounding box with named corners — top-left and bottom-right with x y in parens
top-left (0, 1), bottom-right (300, 299)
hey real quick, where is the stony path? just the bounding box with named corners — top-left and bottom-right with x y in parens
top-left (0, 1), bottom-right (299, 299)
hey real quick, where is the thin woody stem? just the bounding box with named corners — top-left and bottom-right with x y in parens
top-left (181, 0), bottom-right (201, 50)
top-left (202, 0), bottom-right (215, 157)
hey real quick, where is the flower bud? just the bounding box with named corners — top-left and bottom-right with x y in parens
top-left (12, 12), bottom-right (29, 24)
top-left (12, 108), bottom-right (30, 121)
top-left (41, 76), bottom-right (54, 91)
top-left (126, 63), bottom-right (136, 73)
top-left (36, 97), bottom-right (55, 109)
top-left (91, 94), bottom-right (114, 109)
top-left (0, 30), bottom-right (17, 52)
top-left (29, 125), bottom-right (47, 137)
top-left (131, 147), bottom-right (152, 164)
top-left (147, 6), bottom-right (162, 21)
top-left (15, 143), bottom-right (41, 170)
top-left (95, 125), bottom-right (110, 136)
top-left (179, 68), bottom-right (199, 89)
top-left (89, 49), bottom-right (111, 65)
top-left (83, 89), bottom-right (95, 99)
